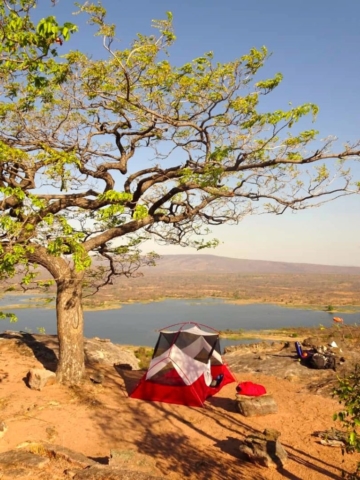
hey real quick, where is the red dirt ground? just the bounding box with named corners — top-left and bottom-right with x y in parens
top-left (0, 337), bottom-right (358, 480)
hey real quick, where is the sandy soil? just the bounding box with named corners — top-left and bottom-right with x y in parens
top-left (0, 339), bottom-right (358, 480)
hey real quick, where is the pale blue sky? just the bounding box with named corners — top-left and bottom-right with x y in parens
top-left (37, 0), bottom-right (360, 266)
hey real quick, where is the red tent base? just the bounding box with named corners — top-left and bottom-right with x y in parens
top-left (130, 364), bottom-right (235, 407)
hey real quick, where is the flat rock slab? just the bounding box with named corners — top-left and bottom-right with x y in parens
top-left (0, 449), bottom-right (50, 469)
top-left (1, 467), bottom-right (34, 479)
top-left (18, 442), bottom-right (97, 469)
top-left (0, 332), bottom-right (140, 371)
top-left (109, 449), bottom-right (156, 470)
top-left (74, 467), bottom-right (166, 480)
top-left (236, 394), bottom-right (278, 417)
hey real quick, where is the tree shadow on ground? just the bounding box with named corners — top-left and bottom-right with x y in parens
top-left (86, 367), bottom-right (268, 479)
top-left (206, 394), bottom-right (238, 413)
top-left (0, 331), bottom-right (58, 371)
top-left (282, 444), bottom-right (346, 480)
top-left (114, 365), bottom-right (144, 395)
top-left (134, 429), bottom-right (265, 480)
top-left (90, 365), bottom-right (353, 480)
top-left (4, 333), bottom-right (350, 480)
top-left (213, 435), bottom-right (243, 458)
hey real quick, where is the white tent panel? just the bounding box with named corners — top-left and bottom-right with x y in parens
top-left (146, 344), bottom-right (210, 385)
top-left (181, 335), bottom-right (223, 364)
top-left (145, 344), bottom-right (175, 379)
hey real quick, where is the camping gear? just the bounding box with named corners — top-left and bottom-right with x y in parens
top-left (130, 322), bottom-right (236, 407)
top-left (236, 394), bottom-right (278, 417)
top-left (309, 353), bottom-right (336, 371)
top-left (295, 341), bottom-right (314, 360)
top-left (295, 341), bottom-right (336, 371)
top-left (236, 381), bottom-right (266, 397)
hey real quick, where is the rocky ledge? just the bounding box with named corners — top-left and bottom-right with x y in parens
top-left (0, 442), bottom-right (165, 480)
top-left (0, 331), bottom-right (140, 371)
top-left (224, 336), bottom-right (360, 397)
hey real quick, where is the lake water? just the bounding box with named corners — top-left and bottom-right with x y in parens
top-left (0, 296), bottom-right (358, 349)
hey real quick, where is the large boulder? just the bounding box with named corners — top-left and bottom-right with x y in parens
top-left (84, 338), bottom-right (139, 370)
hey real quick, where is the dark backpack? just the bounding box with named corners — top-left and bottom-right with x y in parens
top-left (309, 353), bottom-right (327, 369)
top-left (309, 353), bottom-right (336, 371)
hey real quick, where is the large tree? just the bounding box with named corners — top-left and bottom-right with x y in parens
top-left (1, 2), bottom-right (359, 384)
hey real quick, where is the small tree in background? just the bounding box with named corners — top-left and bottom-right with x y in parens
top-left (1, 1), bottom-right (359, 384)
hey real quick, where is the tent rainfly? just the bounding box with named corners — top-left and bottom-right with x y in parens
top-left (130, 322), bottom-right (236, 407)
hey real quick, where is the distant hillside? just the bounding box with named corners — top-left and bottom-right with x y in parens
top-left (4, 255), bottom-right (360, 286)
top-left (144, 254), bottom-right (360, 275)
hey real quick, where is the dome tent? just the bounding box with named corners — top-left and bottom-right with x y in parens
top-left (130, 322), bottom-right (236, 407)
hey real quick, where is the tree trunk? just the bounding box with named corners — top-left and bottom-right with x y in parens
top-left (56, 277), bottom-right (85, 384)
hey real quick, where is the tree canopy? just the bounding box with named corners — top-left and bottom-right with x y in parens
top-left (0, 1), bottom-right (359, 383)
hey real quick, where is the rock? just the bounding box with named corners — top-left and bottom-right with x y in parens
top-left (84, 339), bottom-right (139, 369)
top-left (18, 442), bottom-right (97, 469)
top-left (0, 420), bottom-right (8, 439)
top-left (258, 354), bottom-right (267, 361)
top-left (27, 368), bottom-right (56, 391)
top-left (65, 468), bottom-right (83, 478)
top-left (74, 466), bottom-right (166, 480)
top-left (236, 394), bottom-right (278, 417)
top-left (109, 449), bottom-right (156, 470)
top-left (239, 430), bottom-right (288, 468)
top-left (89, 372), bottom-right (104, 384)
top-left (264, 428), bottom-right (281, 441)
top-left (273, 440), bottom-right (288, 467)
top-left (0, 449), bottom-right (50, 470)
top-left (1, 467), bottom-right (32, 479)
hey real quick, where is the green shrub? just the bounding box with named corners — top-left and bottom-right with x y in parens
top-left (134, 347), bottom-right (154, 369)
top-left (333, 364), bottom-right (360, 478)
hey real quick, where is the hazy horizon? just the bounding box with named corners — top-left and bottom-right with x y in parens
top-left (147, 251), bottom-right (360, 269)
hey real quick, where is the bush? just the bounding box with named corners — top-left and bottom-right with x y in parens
top-left (333, 364), bottom-right (360, 477)
top-left (134, 347), bottom-right (154, 369)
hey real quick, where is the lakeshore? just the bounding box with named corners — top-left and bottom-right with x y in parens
top-left (1, 291), bottom-right (359, 314)
top-left (0, 297), bottom-right (358, 348)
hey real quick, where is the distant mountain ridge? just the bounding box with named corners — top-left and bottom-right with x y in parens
top-left (145, 254), bottom-right (360, 275)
